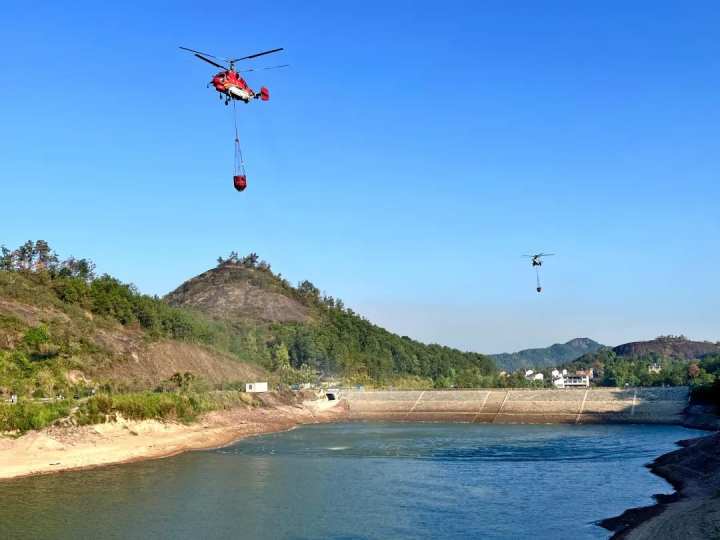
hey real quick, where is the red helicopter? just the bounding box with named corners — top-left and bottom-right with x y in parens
top-left (180, 46), bottom-right (286, 191)
top-left (180, 46), bottom-right (286, 104)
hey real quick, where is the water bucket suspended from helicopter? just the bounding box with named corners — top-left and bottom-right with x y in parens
top-left (233, 174), bottom-right (247, 191)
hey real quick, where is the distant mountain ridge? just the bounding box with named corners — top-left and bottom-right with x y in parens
top-left (491, 338), bottom-right (604, 371)
top-left (611, 336), bottom-right (720, 360)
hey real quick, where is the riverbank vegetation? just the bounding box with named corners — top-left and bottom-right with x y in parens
top-left (75, 390), bottom-right (256, 425)
top-left (568, 348), bottom-right (720, 390)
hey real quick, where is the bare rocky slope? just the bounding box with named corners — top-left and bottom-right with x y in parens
top-left (162, 259), bottom-right (497, 383)
top-left (165, 263), bottom-right (310, 323)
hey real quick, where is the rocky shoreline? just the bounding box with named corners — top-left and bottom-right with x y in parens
top-left (600, 407), bottom-right (720, 539)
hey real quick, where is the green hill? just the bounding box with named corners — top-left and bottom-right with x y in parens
top-left (491, 338), bottom-right (603, 371)
top-left (565, 337), bottom-right (720, 389)
top-left (0, 241), bottom-right (274, 431)
top-left (165, 253), bottom-right (497, 387)
top-left (612, 336), bottom-right (720, 360)
top-left (1, 242), bottom-right (497, 407)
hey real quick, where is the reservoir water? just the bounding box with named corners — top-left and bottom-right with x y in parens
top-left (0, 423), bottom-right (702, 539)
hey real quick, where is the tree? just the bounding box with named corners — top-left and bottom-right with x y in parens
top-left (58, 257), bottom-right (96, 280)
top-left (15, 240), bottom-right (35, 270)
top-left (34, 240), bottom-right (57, 271)
top-left (297, 280), bottom-right (320, 302)
top-left (271, 343), bottom-right (290, 370)
top-left (0, 245), bottom-right (14, 271)
top-left (688, 363), bottom-right (701, 379)
top-left (242, 252), bottom-right (259, 267)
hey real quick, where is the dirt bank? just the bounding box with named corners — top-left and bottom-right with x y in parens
top-left (0, 396), bottom-right (349, 481)
top-left (600, 431), bottom-right (720, 539)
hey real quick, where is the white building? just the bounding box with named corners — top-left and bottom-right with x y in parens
top-left (551, 370), bottom-right (590, 389)
top-left (524, 369), bottom-right (544, 382)
top-left (563, 374), bottom-right (590, 388)
top-left (245, 382), bottom-right (268, 393)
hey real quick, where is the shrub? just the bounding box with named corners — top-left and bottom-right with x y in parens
top-left (0, 400), bottom-right (70, 432)
top-left (22, 325), bottom-right (50, 350)
top-left (78, 392), bottom-right (213, 424)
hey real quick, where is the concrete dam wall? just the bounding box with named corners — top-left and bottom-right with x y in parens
top-left (342, 387), bottom-right (689, 424)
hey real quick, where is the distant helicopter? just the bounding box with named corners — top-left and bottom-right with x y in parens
top-left (523, 253), bottom-right (554, 293)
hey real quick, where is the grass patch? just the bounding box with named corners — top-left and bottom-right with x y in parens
top-left (76, 391), bottom-right (252, 425)
top-left (0, 400), bottom-right (71, 432)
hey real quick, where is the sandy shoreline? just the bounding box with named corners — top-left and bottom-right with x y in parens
top-left (0, 398), bottom-right (349, 481)
top-left (600, 429), bottom-right (720, 539)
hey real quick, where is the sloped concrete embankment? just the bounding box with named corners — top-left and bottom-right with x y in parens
top-left (343, 387), bottom-right (689, 424)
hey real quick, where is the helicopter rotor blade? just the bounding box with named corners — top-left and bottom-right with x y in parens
top-left (231, 47), bottom-right (284, 62)
top-left (179, 46), bottom-right (223, 59)
top-left (193, 53), bottom-right (228, 70)
top-left (238, 64), bottom-right (290, 73)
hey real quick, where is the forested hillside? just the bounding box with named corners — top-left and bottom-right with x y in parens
top-left (0, 241), bottom-right (269, 431)
top-left (1, 242), bottom-right (497, 399)
top-left (491, 338), bottom-right (603, 371)
top-left (166, 252), bottom-right (497, 387)
top-left (567, 340), bottom-right (720, 392)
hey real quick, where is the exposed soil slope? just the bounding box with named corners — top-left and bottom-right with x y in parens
top-left (92, 339), bottom-right (265, 387)
top-left (0, 294), bottom-right (265, 391)
top-left (165, 263), bottom-right (310, 323)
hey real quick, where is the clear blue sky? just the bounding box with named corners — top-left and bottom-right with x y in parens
top-left (2, 1), bottom-right (718, 353)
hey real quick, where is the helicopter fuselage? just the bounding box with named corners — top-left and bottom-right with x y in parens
top-left (211, 70), bottom-right (269, 103)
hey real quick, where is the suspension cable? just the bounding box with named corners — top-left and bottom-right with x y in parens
top-left (232, 100), bottom-right (246, 176)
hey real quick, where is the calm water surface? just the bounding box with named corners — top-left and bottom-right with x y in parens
top-left (0, 423), bottom-right (702, 539)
